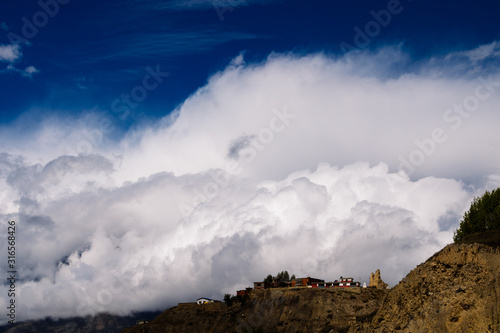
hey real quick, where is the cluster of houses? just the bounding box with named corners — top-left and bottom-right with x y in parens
top-left (235, 276), bottom-right (364, 299)
top-left (196, 276), bottom-right (365, 305)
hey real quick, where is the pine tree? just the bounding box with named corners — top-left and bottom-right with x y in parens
top-left (454, 188), bottom-right (500, 242)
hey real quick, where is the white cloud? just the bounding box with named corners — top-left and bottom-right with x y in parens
top-left (108, 46), bottom-right (500, 184)
top-left (4, 64), bottom-right (40, 77)
top-left (0, 43), bottom-right (39, 77)
top-left (438, 40), bottom-right (500, 77)
top-left (1, 43), bottom-right (500, 324)
top-left (23, 65), bottom-right (39, 77)
top-left (0, 161), bottom-right (480, 323)
top-left (448, 40), bottom-right (500, 63)
top-left (0, 44), bottom-right (21, 63)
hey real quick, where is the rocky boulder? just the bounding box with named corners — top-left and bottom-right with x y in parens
top-left (369, 269), bottom-right (388, 289)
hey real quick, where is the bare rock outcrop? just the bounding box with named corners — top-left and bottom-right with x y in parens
top-left (369, 269), bottom-right (388, 289)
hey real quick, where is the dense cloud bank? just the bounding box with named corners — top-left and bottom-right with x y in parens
top-left (1, 43), bottom-right (500, 323)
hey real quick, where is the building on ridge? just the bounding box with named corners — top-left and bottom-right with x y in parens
top-left (333, 276), bottom-right (361, 288)
top-left (196, 297), bottom-right (221, 305)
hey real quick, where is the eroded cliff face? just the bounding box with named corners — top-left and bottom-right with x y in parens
top-left (234, 288), bottom-right (388, 333)
top-left (371, 243), bottom-right (500, 332)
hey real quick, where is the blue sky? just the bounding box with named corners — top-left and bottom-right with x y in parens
top-left (1, 0), bottom-right (500, 325)
top-left (2, 0), bottom-right (499, 124)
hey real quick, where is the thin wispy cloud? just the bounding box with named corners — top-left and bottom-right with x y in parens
top-left (156, 0), bottom-right (282, 10)
top-left (447, 40), bottom-right (500, 63)
top-left (435, 40), bottom-right (500, 77)
top-left (63, 30), bottom-right (259, 67)
top-left (4, 64), bottom-right (40, 78)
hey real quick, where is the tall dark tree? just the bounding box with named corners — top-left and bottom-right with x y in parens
top-left (454, 188), bottom-right (500, 242)
top-left (275, 271), bottom-right (290, 282)
top-left (263, 271), bottom-right (295, 283)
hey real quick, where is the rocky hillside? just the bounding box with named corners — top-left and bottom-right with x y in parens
top-left (372, 241), bottom-right (500, 332)
top-left (121, 287), bottom-right (389, 333)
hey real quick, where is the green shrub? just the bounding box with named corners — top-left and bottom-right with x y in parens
top-left (453, 188), bottom-right (500, 242)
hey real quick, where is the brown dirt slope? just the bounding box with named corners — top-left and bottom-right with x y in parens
top-left (121, 287), bottom-right (388, 333)
top-left (371, 242), bottom-right (500, 332)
